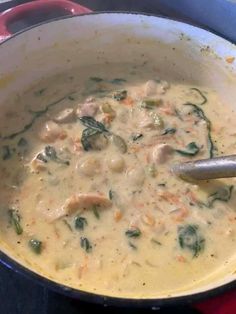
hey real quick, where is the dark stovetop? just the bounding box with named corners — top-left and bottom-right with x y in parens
top-left (0, 1), bottom-right (234, 314)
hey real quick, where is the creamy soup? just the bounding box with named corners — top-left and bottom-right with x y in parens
top-left (1, 64), bottom-right (236, 298)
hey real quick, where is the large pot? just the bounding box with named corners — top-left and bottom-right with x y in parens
top-left (0, 0), bottom-right (236, 308)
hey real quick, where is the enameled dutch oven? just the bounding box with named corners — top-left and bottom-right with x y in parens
top-left (0, 0), bottom-right (236, 308)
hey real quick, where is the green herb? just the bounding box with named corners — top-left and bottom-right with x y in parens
top-left (63, 219), bottom-right (72, 231)
top-left (208, 185), bottom-right (233, 207)
top-left (113, 90), bottom-right (127, 101)
top-left (178, 224), bottom-right (205, 257)
top-left (36, 146), bottom-right (70, 165)
top-left (111, 134), bottom-right (127, 154)
top-left (109, 189), bottom-right (114, 200)
top-left (2, 94), bottom-right (73, 140)
top-left (162, 128), bottom-right (176, 135)
top-left (125, 228), bottom-right (141, 238)
top-left (128, 242), bottom-right (137, 250)
top-left (17, 138), bottom-right (28, 147)
top-left (190, 87), bottom-right (207, 106)
top-left (75, 216), bottom-right (88, 230)
top-left (146, 164), bottom-right (156, 177)
top-left (89, 77), bottom-right (103, 82)
top-left (176, 142), bottom-right (200, 156)
top-left (132, 133), bottom-right (143, 141)
top-left (184, 103), bottom-right (215, 158)
top-left (140, 99), bottom-right (162, 109)
top-left (68, 95), bottom-right (75, 101)
top-left (110, 78), bottom-right (126, 84)
top-left (92, 206), bottom-right (100, 219)
top-left (174, 108), bottom-right (183, 120)
top-left (80, 237), bottom-right (92, 253)
top-left (81, 128), bottom-right (101, 151)
top-left (2, 145), bottom-right (11, 160)
top-left (151, 238), bottom-right (162, 246)
top-left (29, 239), bottom-right (42, 254)
top-left (157, 183), bottom-right (166, 187)
top-left (8, 209), bottom-right (23, 235)
top-left (79, 116), bottom-right (108, 133)
top-left (34, 88), bottom-right (46, 96)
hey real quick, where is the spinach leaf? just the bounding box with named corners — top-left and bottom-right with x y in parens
top-left (190, 87), bottom-right (207, 106)
top-left (151, 238), bottom-right (162, 246)
top-left (29, 239), bottom-right (42, 254)
top-left (74, 216), bottom-right (88, 230)
top-left (2, 145), bottom-right (11, 160)
top-left (178, 224), bottom-right (205, 257)
top-left (140, 99), bottom-right (162, 109)
top-left (38, 146), bottom-right (70, 165)
top-left (78, 116), bottom-right (108, 133)
top-left (174, 108), bottom-right (183, 120)
top-left (113, 90), bottom-right (127, 101)
top-left (8, 209), bottom-right (23, 235)
top-left (162, 128), bottom-right (176, 135)
top-left (89, 77), bottom-right (103, 82)
top-left (128, 242), bottom-right (137, 250)
top-left (80, 237), bottom-right (92, 253)
top-left (63, 219), bottom-right (73, 231)
top-left (17, 138), bottom-right (28, 147)
top-left (111, 134), bottom-right (127, 154)
top-left (208, 185), bottom-right (233, 207)
top-left (125, 228), bottom-right (141, 238)
top-left (110, 78), bottom-right (126, 84)
top-left (81, 128), bottom-right (101, 151)
top-left (92, 205), bottom-right (100, 219)
top-left (184, 103), bottom-right (215, 158)
top-left (176, 142), bottom-right (200, 156)
top-left (132, 133), bottom-right (143, 141)
top-left (109, 189), bottom-right (114, 200)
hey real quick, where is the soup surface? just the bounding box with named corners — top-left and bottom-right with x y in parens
top-left (1, 64), bottom-right (236, 298)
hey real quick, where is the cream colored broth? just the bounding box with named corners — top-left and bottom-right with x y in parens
top-left (1, 64), bottom-right (236, 298)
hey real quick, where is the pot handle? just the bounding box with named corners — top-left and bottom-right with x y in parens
top-left (0, 0), bottom-right (92, 42)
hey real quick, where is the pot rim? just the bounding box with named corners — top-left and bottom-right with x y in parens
top-left (0, 11), bottom-right (235, 307)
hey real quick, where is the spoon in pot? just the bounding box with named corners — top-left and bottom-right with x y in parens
top-left (172, 155), bottom-right (236, 181)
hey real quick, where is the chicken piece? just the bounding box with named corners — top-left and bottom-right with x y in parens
top-left (144, 79), bottom-right (170, 97)
top-left (39, 193), bottom-right (112, 222)
top-left (144, 80), bottom-right (157, 96)
top-left (39, 120), bottom-right (67, 143)
top-left (150, 143), bottom-right (173, 164)
top-left (63, 193), bottom-right (112, 213)
top-left (54, 108), bottom-right (75, 123)
top-left (76, 97), bottom-right (99, 117)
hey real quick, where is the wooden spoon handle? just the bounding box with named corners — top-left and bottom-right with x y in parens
top-left (172, 155), bottom-right (236, 180)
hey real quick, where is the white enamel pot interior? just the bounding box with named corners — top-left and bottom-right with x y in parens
top-left (0, 13), bottom-right (236, 307)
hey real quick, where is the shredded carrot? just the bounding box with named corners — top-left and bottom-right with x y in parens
top-left (121, 96), bottom-right (134, 106)
top-left (142, 213), bottom-right (155, 226)
top-left (226, 56), bottom-right (235, 64)
top-left (78, 255), bottom-right (88, 279)
top-left (159, 191), bottom-right (180, 204)
top-left (173, 207), bottom-right (189, 222)
top-left (114, 209), bottom-right (122, 222)
top-left (176, 255), bottom-right (186, 263)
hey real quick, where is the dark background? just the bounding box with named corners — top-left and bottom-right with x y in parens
top-left (0, 1), bottom-right (234, 313)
